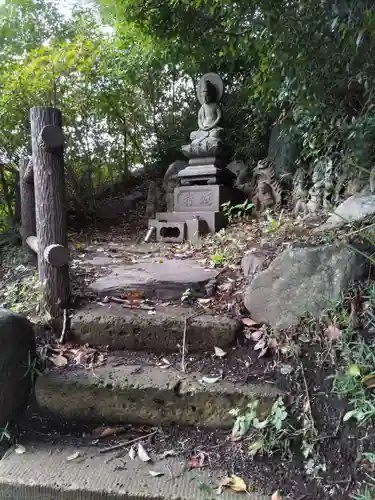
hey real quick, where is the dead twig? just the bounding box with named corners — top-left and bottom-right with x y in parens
top-left (99, 430), bottom-right (157, 454)
top-left (59, 309), bottom-right (68, 344)
top-left (299, 362), bottom-right (318, 437)
top-left (181, 310), bottom-right (203, 373)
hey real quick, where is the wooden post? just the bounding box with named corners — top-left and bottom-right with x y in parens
top-left (30, 107), bottom-right (70, 317)
top-left (19, 158), bottom-right (36, 240)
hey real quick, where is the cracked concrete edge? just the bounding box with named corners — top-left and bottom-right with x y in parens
top-left (35, 364), bottom-right (283, 428)
top-left (0, 442), bottom-right (269, 500)
top-left (70, 303), bottom-right (241, 351)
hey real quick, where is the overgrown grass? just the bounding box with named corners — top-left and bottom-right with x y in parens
top-left (331, 283), bottom-right (375, 425)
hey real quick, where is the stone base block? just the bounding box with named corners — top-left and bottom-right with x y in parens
top-left (174, 185), bottom-right (245, 213)
top-left (178, 164), bottom-right (235, 186)
top-left (154, 211), bottom-right (225, 233)
top-left (148, 220), bottom-right (186, 243)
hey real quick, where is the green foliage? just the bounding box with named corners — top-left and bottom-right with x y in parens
top-left (0, 423), bottom-right (11, 443)
top-left (353, 487), bottom-right (375, 500)
top-left (3, 273), bottom-right (44, 316)
top-left (332, 284), bottom-right (375, 425)
top-left (230, 397), bottom-right (295, 457)
top-left (211, 253), bottom-right (227, 266)
top-left (221, 200), bottom-right (254, 222)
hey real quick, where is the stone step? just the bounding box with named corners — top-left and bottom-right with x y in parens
top-left (71, 303), bottom-right (240, 352)
top-left (0, 440), bottom-right (268, 500)
top-left (35, 361), bottom-right (283, 429)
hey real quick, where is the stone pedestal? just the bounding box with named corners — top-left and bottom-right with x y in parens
top-left (178, 164), bottom-right (235, 186)
top-left (174, 185), bottom-right (244, 212)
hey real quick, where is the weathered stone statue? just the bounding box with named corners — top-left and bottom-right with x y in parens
top-left (251, 159), bottom-right (282, 212)
top-left (182, 73), bottom-right (227, 158)
top-left (293, 165), bottom-right (310, 218)
top-left (179, 72), bottom-right (235, 186)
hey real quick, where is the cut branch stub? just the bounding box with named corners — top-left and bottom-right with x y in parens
top-left (37, 125), bottom-right (64, 153)
top-left (44, 244), bottom-right (69, 267)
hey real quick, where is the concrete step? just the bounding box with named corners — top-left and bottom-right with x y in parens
top-left (35, 360), bottom-right (283, 429)
top-left (71, 303), bottom-right (241, 352)
top-left (0, 440), bottom-right (268, 500)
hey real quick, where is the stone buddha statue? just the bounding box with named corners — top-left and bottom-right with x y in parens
top-left (182, 73), bottom-right (227, 158)
top-left (190, 78), bottom-right (224, 145)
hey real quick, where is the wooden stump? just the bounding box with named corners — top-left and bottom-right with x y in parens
top-left (30, 107), bottom-right (70, 317)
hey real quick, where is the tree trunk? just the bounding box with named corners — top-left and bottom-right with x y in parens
top-left (30, 106), bottom-right (70, 318)
top-left (19, 158), bottom-right (36, 240)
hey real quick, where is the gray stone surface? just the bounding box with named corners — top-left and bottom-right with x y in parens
top-left (244, 244), bottom-right (369, 330)
top-left (163, 160), bottom-right (187, 211)
top-left (241, 250), bottom-right (269, 277)
top-left (174, 185), bottom-right (244, 213)
top-left (88, 257), bottom-right (218, 300)
top-left (0, 309), bottom-right (36, 429)
top-left (96, 191), bottom-right (143, 220)
top-left (267, 122), bottom-right (299, 182)
top-left (227, 159), bottom-right (252, 185)
top-left (71, 303), bottom-right (240, 351)
top-left (154, 211), bottom-right (225, 233)
top-left (35, 361), bottom-right (282, 428)
top-left (317, 194), bottom-right (375, 232)
top-left (0, 441), bottom-right (268, 500)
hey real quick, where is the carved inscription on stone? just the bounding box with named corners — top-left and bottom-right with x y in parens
top-left (177, 189), bottom-right (213, 209)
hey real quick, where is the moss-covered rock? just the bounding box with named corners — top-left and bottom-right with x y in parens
top-left (0, 309), bottom-right (36, 431)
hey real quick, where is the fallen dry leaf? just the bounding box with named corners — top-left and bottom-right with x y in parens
top-left (14, 444), bottom-right (26, 455)
top-left (271, 491), bottom-right (282, 500)
top-left (325, 324), bottom-right (341, 341)
top-left (159, 449), bottom-right (177, 459)
top-left (188, 452), bottom-right (206, 469)
top-left (217, 476), bottom-right (232, 495)
top-left (249, 330), bottom-right (264, 341)
top-left (241, 317), bottom-right (259, 327)
top-left (218, 475), bottom-right (247, 494)
top-left (67, 451), bottom-right (81, 461)
top-left (149, 470), bottom-right (164, 477)
top-left (214, 346), bottom-right (227, 358)
top-left (253, 338), bottom-right (266, 350)
top-left (92, 426), bottom-right (127, 439)
top-left (199, 375), bottom-right (222, 384)
top-left (50, 354), bottom-right (68, 367)
top-left (229, 475), bottom-right (247, 493)
top-left (137, 443), bottom-right (151, 462)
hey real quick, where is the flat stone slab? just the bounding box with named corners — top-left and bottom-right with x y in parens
top-left (71, 303), bottom-right (240, 352)
top-left (35, 362), bottom-right (282, 428)
top-left (0, 441), bottom-right (268, 500)
top-left (87, 257), bottom-right (218, 300)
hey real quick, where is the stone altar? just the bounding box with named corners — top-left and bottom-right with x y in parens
top-left (149, 73), bottom-right (245, 243)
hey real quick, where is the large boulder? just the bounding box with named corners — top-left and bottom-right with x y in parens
top-left (316, 194), bottom-right (375, 232)
top-left (244, 244), bottom-right (369, 330)
top-left (0, 309), bottom-right (36, 430)
top-left (163, 161), bottom-right (187, 211)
